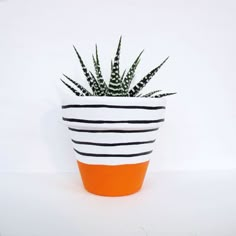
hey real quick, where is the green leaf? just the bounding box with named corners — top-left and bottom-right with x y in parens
top-left (110, 60), bottom-right (113, 73)
top-left (106, 60), bottom-right (113, 96)
top-left (121, 69), bottom-right (126, 81)
top-left (89, 71), bottom-right (105, 96)
top-left (152, 92), bottom-right (176, 98)
top-left (60, 79), bottom-right (84, 96)
top-left (122, 50), bottom-right (143, 94)
top-left (142, 90), bottom-right (162, 97)
top-left (92, 45), bottom-right (108, 95)
top-left (73, 45), bottom-right (101, 96)
top-left (128, 57), bottom-right (169, 97)
top-left (63, 74), bottom-right (92, 96)
top-left (120, 70), bottom-right (128, 96)
top-left (107, 36), bottom-right (124, 96)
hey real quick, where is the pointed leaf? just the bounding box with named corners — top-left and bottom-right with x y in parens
top-left (105, 60), bottom-right (114, 96)
top-left (89, 72), bottom-right (105, 96)
top-left (95, 45), bottom-right (107, 90)
top-left (122, 50), bottom-right (143, 94)
top-left (92, 45), bottom-right (108, 95)
top-left (110, 60), bottom-right (113, 72)
top-left (142, 90), bottom-right (162, 97)
top-left (63, 74), bottom-right (92, 96)
top-left (107, 36), bottom-right (124, 96)
top-left (73, 45), bottom-right (101, 95)
top-left (60, 79), bottom-right (83, 96)
top-left (120, 70), bottom-right (128, 96)
top-left (92, 56), bottom-right (106, 95)
top-left (152, 92), bottom-right (176, 98)
top-left (121, 69), bottom-right (126, 81)
top-left (129, 57), bottom-right (169, 97)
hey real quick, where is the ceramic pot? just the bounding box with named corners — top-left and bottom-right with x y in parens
top-left (62, 96), bottom-right (166, 196)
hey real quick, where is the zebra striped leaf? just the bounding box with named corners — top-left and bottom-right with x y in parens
top-left (73, 45), bottom-right (101, 96)
top-left (110, 60), bottom-right (113, 73)
top-left (89, 71), bottom-right (105, 96)
top-left (121, 69), bottom-right (126, 81)
top-left (92, 45), bottom-right (108, 95)
top-left (120, 70), bottom-right (128, 96)
top-left (122, 50), bottom-right (143, 94)
top-left (142, 90), bottom-right (162, 97)
top-left (107, 60), bottom-right (113, 95)
top-left (60, 38), bottom-right (175, 98)
top-left (63, 74), bottom-right (92, 96)
top-left (128, 57), bottom-right (169, 97)
top-left (152, 92), bottom-right (176, 98)
top-left (60, 79), bottom-right (83, 96)
top-left (106, 37), bottom-right (124, 96)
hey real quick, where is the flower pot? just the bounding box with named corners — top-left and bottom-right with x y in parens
top-left (61, 96), bottom-right (166, 196)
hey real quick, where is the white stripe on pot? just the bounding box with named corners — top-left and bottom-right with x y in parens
top-left (61, 95), bottom-right (166, 107)
top-left (68, 128), bottom-right (159, 144)
top-left (71, 139), bottom-right (155, 155)
top-left (73, 149), bottom-right (153, 165)
top-left (71, 139), bottom-right (156, 146)
top-left (62, 105), bottom-right (165, 121)
top-left (63, 118), bottom-right (164, 130)
top-left (62, 96), bottom-right (166, 165)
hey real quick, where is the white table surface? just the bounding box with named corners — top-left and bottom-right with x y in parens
top-left (0, 170), bottom-right (236, 236)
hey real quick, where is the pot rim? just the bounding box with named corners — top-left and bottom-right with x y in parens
top-left (61, 94), bottom-right (167, 107)
top-left (62, 95), bottom-right (166, 100)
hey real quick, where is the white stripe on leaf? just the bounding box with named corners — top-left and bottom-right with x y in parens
top-left (92, 45), bottom-right (108, 95)
top-left (122, 50), bottom-right (143, 94)
top-left (63, 74), bottom-right (92, 96)
top-left (73, 45), bottom-right (102, 96)
top-left (107, 37), bottom-right (124, 96)
top-left (142, 90), bottom-right (162, 97)
top-left (128, 57), bottom-right (169, 97)
top-left (60, 79), bottom-right (84, 96)
top-left (152, 93), bottom-right (176, 98)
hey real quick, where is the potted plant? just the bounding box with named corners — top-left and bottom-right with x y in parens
top-left (60, 37), bottom-right (175, 196)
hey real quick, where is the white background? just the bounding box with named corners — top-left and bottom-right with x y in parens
top-left (0, 1), bottom-right (236, 235)
top-left (0, 0), bottom-right (235, 172)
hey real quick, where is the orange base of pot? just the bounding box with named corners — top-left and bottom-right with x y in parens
top-left (77, 160), bottom-right (149, 196)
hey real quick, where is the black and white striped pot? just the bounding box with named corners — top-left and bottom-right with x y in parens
top-left (62, 96), bottom-right (166, 196)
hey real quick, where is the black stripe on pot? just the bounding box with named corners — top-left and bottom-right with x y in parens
top-left (74, 149), bottom-right (153, 157)
top-left (71, 139), bottom-right (156, 146)
top-left (63, 117), bottom-right (165, 124)
top-left (62, 104), bottom-right (166, 110)
top-left (68, 127), bottom-right (159, 133)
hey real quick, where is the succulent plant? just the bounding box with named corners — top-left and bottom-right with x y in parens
top-left (61, 37), bottom-right (176, 98)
